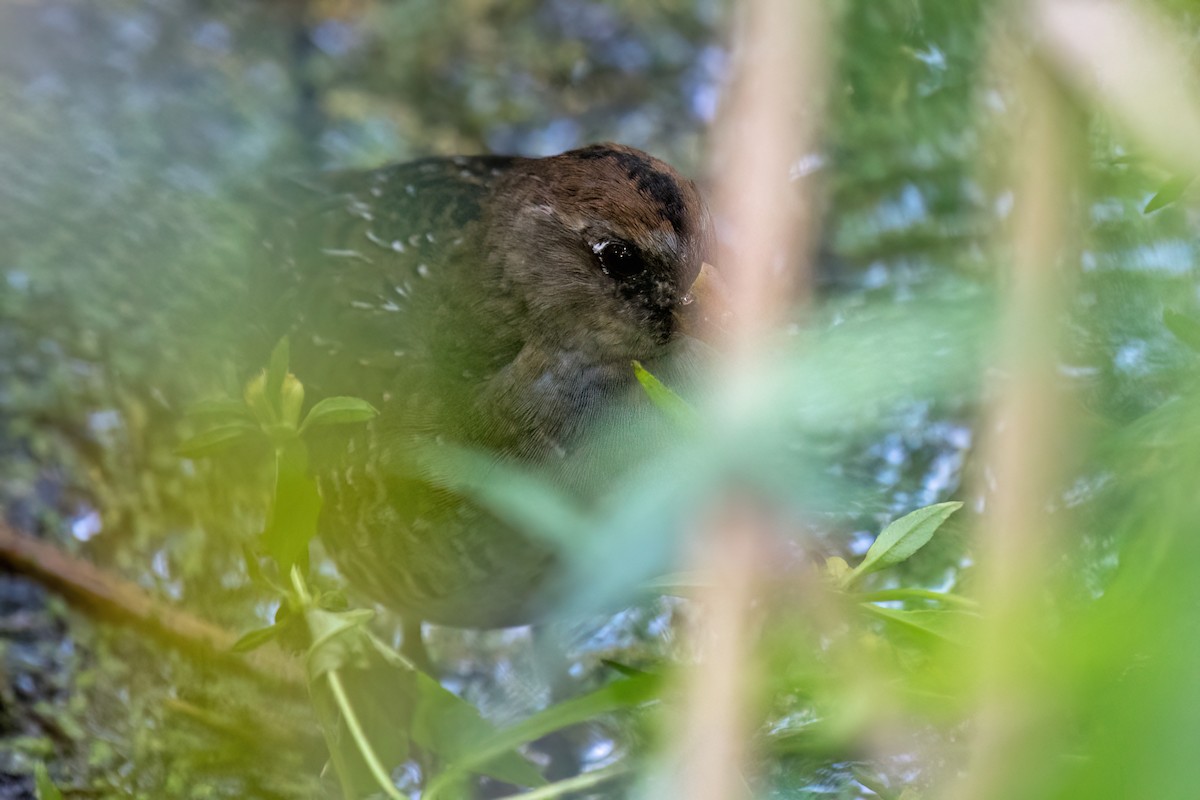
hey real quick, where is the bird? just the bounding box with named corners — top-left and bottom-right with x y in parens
top-left (258, 143), bottom-right (720, 628)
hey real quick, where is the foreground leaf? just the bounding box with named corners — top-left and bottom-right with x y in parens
top-left (175, 421), bottom-right (259, 458)
top-left (299, 396), bottom-right (379, 433)
top-left (849, 501), bottom-right (962, 583)
top-left (860, 605), bottom-right (976, 647)
top-left (301, 602), bottom-right (544, 792)
top-left (262, 439), bottom-right (322, 575)
top-left (416, 444), bottom-right (586, 547)
top-left (1164, 309), bottom-right (1200, 354)
top-left (632, 360), bottom-right (700, 429)
top-left (231, 624), bottom-right (282, 654)
top-left (368, 635), bottom-right (547, 789)
top-left (1144, 174), bottom-right (1194, 213)
top-left (423, 672), bottom-right (661, 800)
top-left (184, 397), bottom-right (255, 422)
top-left (34, 764), bottom-right (63, 800)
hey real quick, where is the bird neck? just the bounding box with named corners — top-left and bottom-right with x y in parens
top-left (469, 334), bottom-right (638, 462)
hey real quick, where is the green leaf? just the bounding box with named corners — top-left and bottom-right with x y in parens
top-left (1164, 309), bottom-right (1200, 354)
top-left (175, 421), bottom-right (259, 459)
top-left (411, 675), bottom-right (547, 790)
top-left (848, 501), bottom-right (962, 583)
top-left (859, 605), bottom-right (975, 646)
top-left (317, 670), bottom-right (410, 800)
top-left (231, 624), bottom-right (281, 653)
top-left (184, 397), bottom-right (254, 423)
top-left (34, 764), bottom-right (63, 800)
top-left (299, 396), bottom-right (379, 434)
top-left (261, 439), bottom-right (321, 575)
top-left (301, 596), bottom-right (412, 800)
top-left (415, 444), bottom-right (586, 548)
top-left (1144, 174), bottom-right (1194, 213)
top-left (632, 360), bottom-right (700, 429)
top-left (423, 673), bottom-right (661, 799)
top-left (599, 659), bottom-right (651, 677)
top-left (643, 570), bottom-right (710, 594)
top-left (353, 634), bottom-right (544, 788)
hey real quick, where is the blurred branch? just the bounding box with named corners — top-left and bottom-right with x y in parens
top-left (0, 521), bottom-right (305, 695)
top-left (1034, 0), bottom-right (1200, 177)
top-left (667, 0), bottom-right (835, 798)
top-left (945, 7), bottom-right (1085, 798)
top-left (672, 509), bottom-right (765, 800)
top-left (709, 0), bottom-right (830, 349)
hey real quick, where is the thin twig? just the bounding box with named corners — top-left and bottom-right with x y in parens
top-left (0, 521), bottom-right (305, 694)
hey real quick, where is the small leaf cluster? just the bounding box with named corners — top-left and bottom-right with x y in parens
top-left (177, 339), bottom-right (378, 459)
top-left (826, 501), bottom-right (975, 645)
top-left (178, 338), bottom-right (377, 576)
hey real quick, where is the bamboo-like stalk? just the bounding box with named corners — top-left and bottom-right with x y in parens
top-left (944, 11), bottom-right (1083, 800)
top-left (668, 1), bottom-right (833, 798)
top-left (948, 0), bottom-right (1200, 794)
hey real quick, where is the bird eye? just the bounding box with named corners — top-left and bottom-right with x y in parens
top-left (591, 240), bottom-right (645, 280)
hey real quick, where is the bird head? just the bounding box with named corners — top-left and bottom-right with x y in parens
top-left (484, 143), bottom-right (717, 363)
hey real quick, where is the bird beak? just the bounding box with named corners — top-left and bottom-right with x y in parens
top-left (675, 262), bottom-right (733, 344)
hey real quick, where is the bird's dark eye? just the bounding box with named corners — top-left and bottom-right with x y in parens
top-left (591, 240), bottom-right (645, 280)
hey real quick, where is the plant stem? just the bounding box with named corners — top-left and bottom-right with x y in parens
top-left (326, 667), bottom-right (409, 800)
top-left (857, 588), bottom-right (979, 610)
top-left (503, 763), bottom-right (629, 800)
